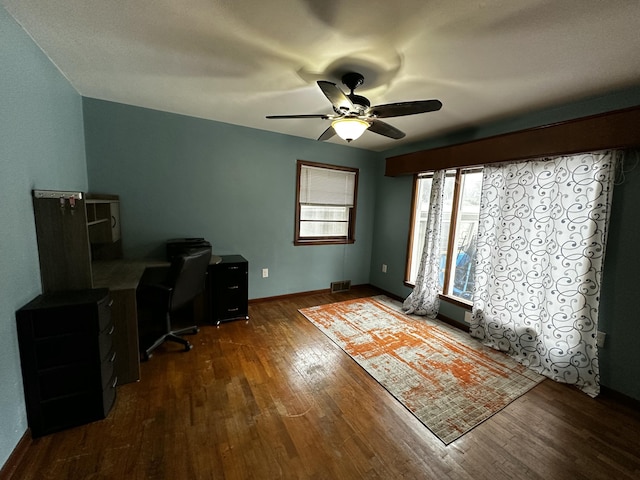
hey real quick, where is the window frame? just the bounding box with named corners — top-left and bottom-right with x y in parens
top-left (404, 167), bottom-right (482, 306)
top-left (294, 160), bottom-right (359, 246)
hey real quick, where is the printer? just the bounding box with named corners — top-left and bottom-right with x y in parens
top-left (166, 238), bottom-right (212, 262)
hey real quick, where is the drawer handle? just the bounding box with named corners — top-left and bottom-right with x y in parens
top-left (228, 266), bottom-right (239, 270)
top-left (110, 351), bottom-right (117, 363)
top-left (227, 307), bottom-right (239, 312)
top-left (108, 325), bottom-right (115, 336)
top-left (228, 285), bottom-right (239, 290)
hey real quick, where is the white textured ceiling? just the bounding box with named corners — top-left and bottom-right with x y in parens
top-left (4, 0), bottom-right (640, 151)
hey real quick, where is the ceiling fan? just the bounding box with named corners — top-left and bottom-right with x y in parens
top-left (266, 72), bottom-right (442, 143)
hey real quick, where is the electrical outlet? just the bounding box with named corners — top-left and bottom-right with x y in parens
top-left (382, 264), bottom-right (387, 273)
top-left (262, 268), bottom-right (268, 278)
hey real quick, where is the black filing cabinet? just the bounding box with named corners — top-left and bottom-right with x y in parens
top-left (16, 288), bottom-right (117, 437)
top-left (210, 255), bottom-right (248, 324)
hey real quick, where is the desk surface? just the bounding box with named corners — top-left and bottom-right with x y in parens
top-left (91, 255), bottom-right (222, 385)
top-left (92, 255), bottom-right (222, 291)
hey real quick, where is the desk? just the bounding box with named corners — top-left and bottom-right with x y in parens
top-left (92, 256), bottom-right (221, 384)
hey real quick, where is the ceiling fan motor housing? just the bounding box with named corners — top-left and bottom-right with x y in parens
top-left (341, 72), bottom-right (365, 92)
top-left (341, 72), bottom-right (370, 112)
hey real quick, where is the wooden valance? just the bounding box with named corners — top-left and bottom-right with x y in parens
top-left (385, 105), bottom-right (640, 176)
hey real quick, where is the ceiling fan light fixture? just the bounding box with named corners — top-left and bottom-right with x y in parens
top-left (331, 117), bottom-right (370, 142)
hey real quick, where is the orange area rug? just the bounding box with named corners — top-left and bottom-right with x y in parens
top-left (299, 296), bottom-right (544, 444)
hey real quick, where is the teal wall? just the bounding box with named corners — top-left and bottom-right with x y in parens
top-left (599, 151), bottom-right (640, 400)
top-left (371, 87), bottom-right (640, 400)
top-left (0, 7), bottom-right (87, 468)
top-left (83, 99), bottom-right (379, 299)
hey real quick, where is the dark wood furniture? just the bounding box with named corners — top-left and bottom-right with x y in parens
top-left (32, 190), bottom-right (122, 292)
top-left (91, 260), bottom-right (150, 384)
top-left (92, 256), bottom-right (222, 371)
top-left (385, 104), bottom-right (640, 176)
top-left (31, 190), bottom-right (140, 385)
top-left (210, 255), bottom-right (249, 324)
top-left (15, 289), bottom-right (117, 437)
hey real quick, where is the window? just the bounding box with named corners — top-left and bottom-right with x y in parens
top-left (406, 168), bottom-right (482, 302)
top-left (295, 160), bottom-right (359, 245)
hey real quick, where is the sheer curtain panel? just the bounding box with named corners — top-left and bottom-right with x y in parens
top-left (403, 170), bottom-right (446, 317)
top-left (470, 151), bottom-right (620, 396)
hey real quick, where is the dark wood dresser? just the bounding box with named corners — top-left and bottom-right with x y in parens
top-left (16, 288), bottom-right (117, 437)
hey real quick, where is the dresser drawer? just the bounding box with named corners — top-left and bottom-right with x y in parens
top-left (102, 374), bottom-right (118, 417)
top-left (98, 322), bottom-right (115, 361)
top-left (100, 350), bottom-right (117, 388)
top-left (214, 265), bottom-right (247, 286)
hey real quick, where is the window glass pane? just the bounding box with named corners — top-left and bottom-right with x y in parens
top-left (300, 221), bottom-right (348, 237)
top-left (408, 176), bottom-right (432, 283)
top-left (408, 172), bottom-right (454, 286)
top-left (448, 170), bottom-right (483, 301)
top-left (437, 172), bottom-right (456, 290)
top-left (300, 206), bottom-right (349, 221)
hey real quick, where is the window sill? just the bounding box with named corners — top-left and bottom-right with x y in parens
top-left (438, 294), bottom-right (472, 310)
top-left (403, 282), bottom-right (472, 310)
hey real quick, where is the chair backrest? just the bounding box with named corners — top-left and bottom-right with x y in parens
top-left (168, 247), bottom-right (211, 311)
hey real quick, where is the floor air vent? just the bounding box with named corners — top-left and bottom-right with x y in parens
top-left (330, 280), bottom-right (351, 293)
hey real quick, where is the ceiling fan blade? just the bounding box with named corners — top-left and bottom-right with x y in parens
top-left (317, 81), bottom-right (355, 113)
top-left (369, 100), bottom-right (442, 118)
top-left (368, 119), bottom-right (406, 139)
top-left (266, 114), bottom-right (329, 119)
top-left (317, 126), bottom-right (336, 141)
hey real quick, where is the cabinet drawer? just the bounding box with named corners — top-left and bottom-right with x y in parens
top-left (218, 263), bottom-right (246, 274)
top-left (101, 350), bottom-right (117, 388)
top-left (218, 286), bottom-right (246, 302)
top-left (98, 323), bottom-right (115, 361)
top-left (218, 305), bottom-right (248, 319)
top-left (215, 270), bottom-right (247, 288)
top-left (98, 297), bottom-right (113, 332)
top-left (102, 374), bottom-right (117, 417)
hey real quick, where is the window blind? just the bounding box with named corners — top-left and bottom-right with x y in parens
top-left (299, 165), bottom-right (356, 207)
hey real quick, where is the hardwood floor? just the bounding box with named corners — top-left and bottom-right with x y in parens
top-left (7, 286), bottom-right (640, 479)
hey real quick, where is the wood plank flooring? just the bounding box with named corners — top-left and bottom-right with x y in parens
top-left (8, 286), bottom-right (640, 479)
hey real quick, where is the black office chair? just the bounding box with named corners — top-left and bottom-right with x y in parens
top-left (137, 247), bottom-right (211, 360)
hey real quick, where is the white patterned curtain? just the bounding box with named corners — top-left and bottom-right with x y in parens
top-left (470, 151), bottom-right (620, 397)
top-left (403, 170), bottom-right (446, 317)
